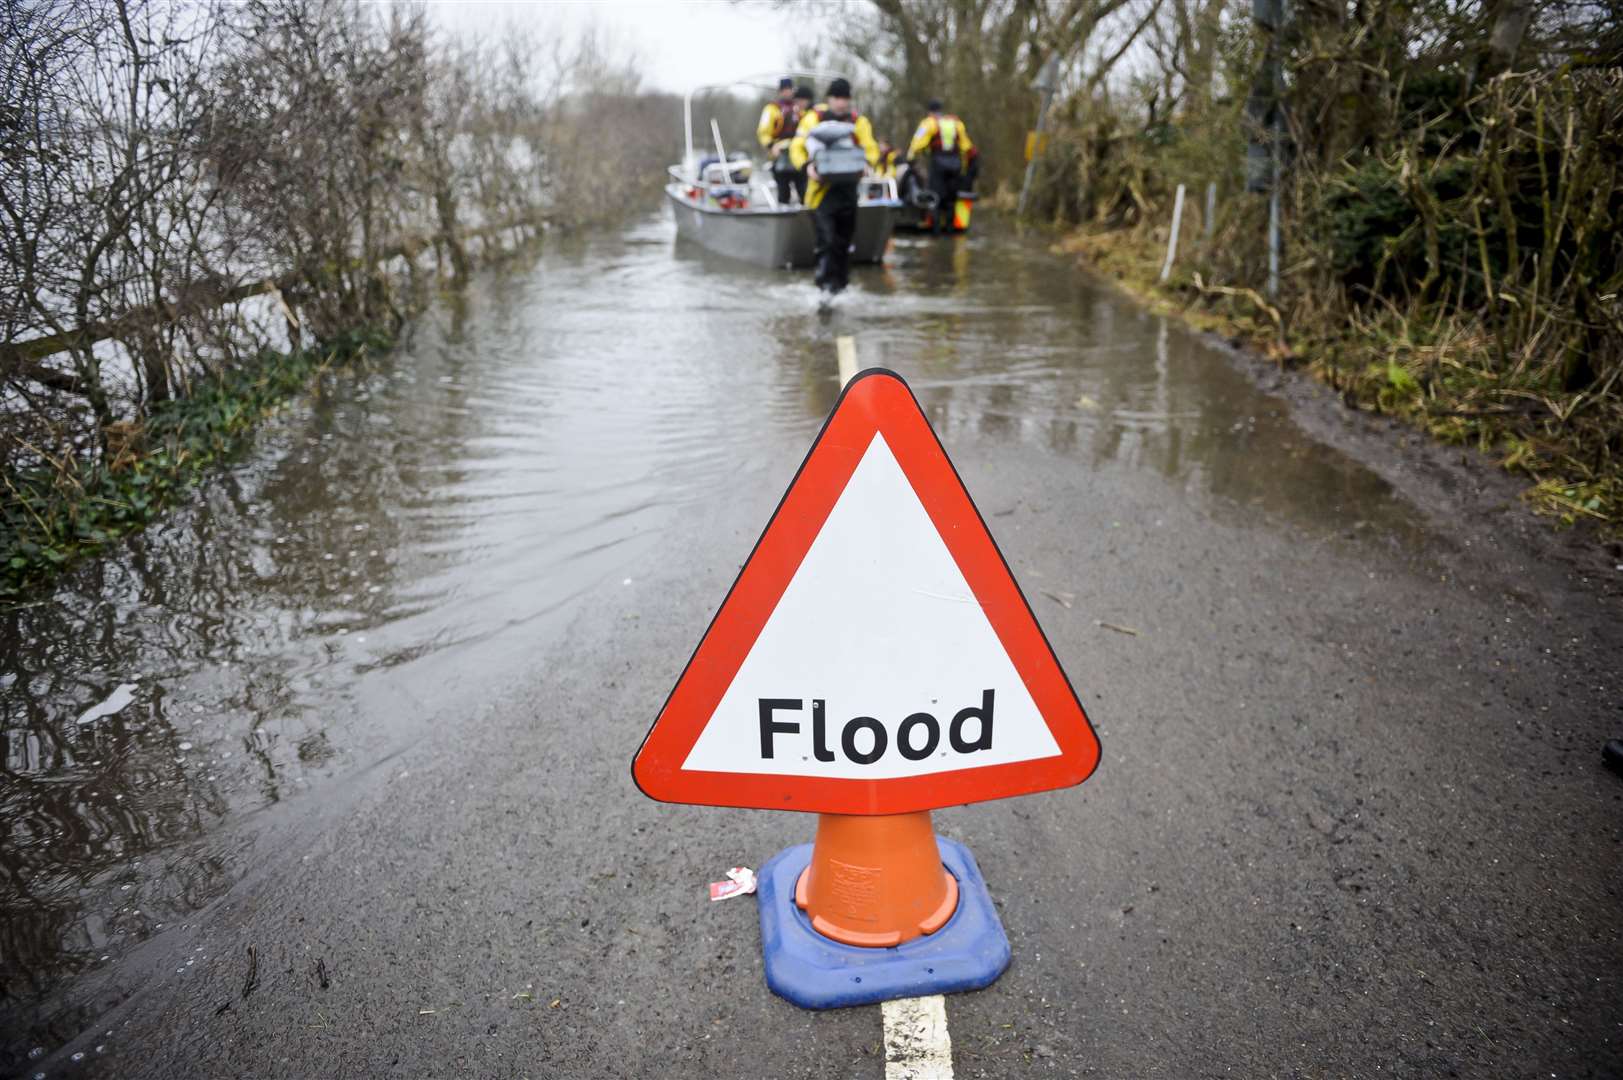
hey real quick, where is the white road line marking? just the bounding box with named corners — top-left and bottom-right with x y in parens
top-left (837, 335), bottom-right (859, 387)
top-left (882, 994), bottom-right (954, 1080)
top-left (837, 265), bottom-right (950, 1080)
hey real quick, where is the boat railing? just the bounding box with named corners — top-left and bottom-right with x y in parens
top-left (671, 160), bottom-right (899, 213)
top-left (860, 176), bottom-right (900, 204)
top-left (681, 70), bottom-right (849, 178)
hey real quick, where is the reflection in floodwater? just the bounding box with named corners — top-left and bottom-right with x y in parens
top-left (865, 237), bottom-right (1421, 534)
top-left (0, 215), bottom-right (1429, 1064)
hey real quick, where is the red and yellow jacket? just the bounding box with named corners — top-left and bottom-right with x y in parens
top-left (789, 105), bottom-right (881, 209)
top-left (757, 100), bottom-right (799, 159)
top-left (907, 113), bottom-right (975, 166)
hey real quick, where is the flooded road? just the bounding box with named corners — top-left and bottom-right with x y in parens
top-left (1, 213), bottom-right (1477, 1066)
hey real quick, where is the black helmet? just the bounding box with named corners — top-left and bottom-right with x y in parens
top-left (927, 98), bottom-right (943, 112)
top-left (778, 76), bottom-right (793, 90)
top-left (794, 84), bottom-right (814, 101)
top-left (827, 77), bottom-right (852, 98)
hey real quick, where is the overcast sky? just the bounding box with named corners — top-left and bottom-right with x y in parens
top-left (425, 0), bottom-right (800, 95)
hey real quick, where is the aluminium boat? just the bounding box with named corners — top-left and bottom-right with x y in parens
top-left (666, 77), bottom-right (899, 270)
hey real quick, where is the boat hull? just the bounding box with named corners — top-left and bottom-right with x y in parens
top-left (666, 185), bottom-right (896, 270)
top-left (852, 201), bottom-right (899, 262)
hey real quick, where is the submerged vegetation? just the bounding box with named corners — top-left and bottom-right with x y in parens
top-left (811, 0), bottom-right (1622, 532)
top-left (3, 330), bottom-right (387, 596)
top-left (1, 0), bottom-right (677, 593)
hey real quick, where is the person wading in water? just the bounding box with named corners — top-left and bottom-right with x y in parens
top-left (757, 77), bottom-right (807, 205)
top-left (907, 99), bottom-right (978, 234)
top-left (790, 77), bottom-right (880, 296)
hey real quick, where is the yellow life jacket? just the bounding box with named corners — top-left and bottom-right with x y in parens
top-left (770, 103), bottom-right (799, 140)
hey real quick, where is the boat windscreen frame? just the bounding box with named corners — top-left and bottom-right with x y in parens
top-left (681, 70), bottom-right (850, 180)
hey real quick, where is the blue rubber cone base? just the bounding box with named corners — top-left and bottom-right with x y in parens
top-left (756, 835), bottom-right (1011, 1009)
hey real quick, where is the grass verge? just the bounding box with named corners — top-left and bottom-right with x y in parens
top-left (1057, 227), bottom-right (1619, 537)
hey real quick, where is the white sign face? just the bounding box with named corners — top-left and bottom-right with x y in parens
top-left (682, 433), bottom-right (1062, 780)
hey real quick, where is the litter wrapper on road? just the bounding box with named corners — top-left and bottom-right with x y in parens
top-left (709, 866), bottom-right (758, 901)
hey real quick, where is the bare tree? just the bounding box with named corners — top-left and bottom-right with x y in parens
top-left (800, 0), bottom-right (1146, 185)
top-left (3, 0), bottom-right (678, 590)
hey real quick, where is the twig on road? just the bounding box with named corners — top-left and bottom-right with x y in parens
top-left (242, 944), bottom-right (259, 999)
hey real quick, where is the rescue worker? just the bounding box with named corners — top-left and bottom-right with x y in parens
top-left (757, 77), bottom-right (803, 205)
top-left (788, 85), bottom-right (815, 202)
top-left (906, 99), bottom-right (977, 234)
top-left (790, 77), bottom-right (880, 295)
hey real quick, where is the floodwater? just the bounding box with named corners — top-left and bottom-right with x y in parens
top-left (0, 214), bottom-right (1429, 1062)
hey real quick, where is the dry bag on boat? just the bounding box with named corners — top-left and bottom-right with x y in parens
top-left (806, 120), bottom-right (868, 182)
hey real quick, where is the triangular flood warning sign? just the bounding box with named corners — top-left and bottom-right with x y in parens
top-left (633, 369), bottom-right (1100, 815)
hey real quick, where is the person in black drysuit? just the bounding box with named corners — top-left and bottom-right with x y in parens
top-left (790, 78), bottom-right (881, 295)
top-left (759, 78), bottom-right (796, 204)
top-left (907, 98), bottom-right (977, 234)
top-left (782, 86), bottom-right (815, 204)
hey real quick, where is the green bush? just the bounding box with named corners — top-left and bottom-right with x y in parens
top-left (1, 328), bottom-right (390, 598)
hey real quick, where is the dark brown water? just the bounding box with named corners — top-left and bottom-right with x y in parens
top-left (0, 215), bottom-right (1429, 1063)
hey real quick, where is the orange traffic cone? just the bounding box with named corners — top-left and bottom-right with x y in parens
top-left (794, 811), bottom-right (959, 948)
top-left (953, 192), bottom-right (976, 231)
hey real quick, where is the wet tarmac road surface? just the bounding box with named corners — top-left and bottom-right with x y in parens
top-left (4, 216), bottom-right (1620, 1078)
